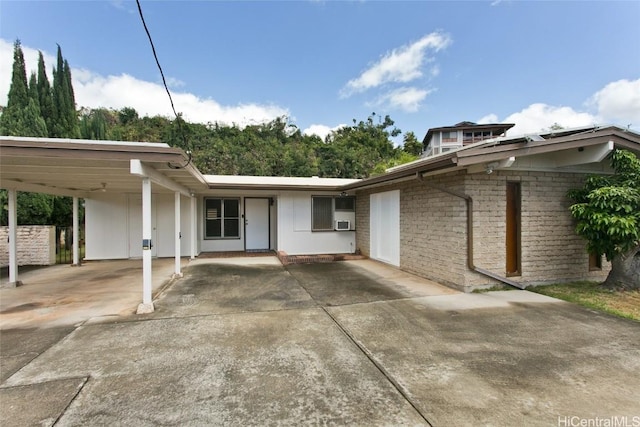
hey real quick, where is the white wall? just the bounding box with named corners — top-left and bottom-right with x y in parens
top-left (277, 191), bottom-right (356, 255)
top-left (85, 194), bottom-right (129, 259)
top-left (87, 189), bottom-right (355, 259)
top-left (86, 192), bottom-right (196, 260)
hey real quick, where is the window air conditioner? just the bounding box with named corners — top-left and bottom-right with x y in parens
top-left (335, 220), bottom-right (350, 231)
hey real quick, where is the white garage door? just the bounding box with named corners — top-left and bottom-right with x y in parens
top-left (370, 190), bottom-right (400, 266)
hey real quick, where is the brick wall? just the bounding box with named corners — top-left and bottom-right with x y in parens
top-left (400, 173), bottom-right (469, 289)
top-left (0, 225), bottom-right (56, 266)
top-left (355, 169), bottom-right (610, 292)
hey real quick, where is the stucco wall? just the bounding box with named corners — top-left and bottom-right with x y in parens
top-left (0, 225), bottom-right (56, 266)
top-left (355, 169), bottom-right (610, 292)
top-left (277, 191), bottom-right (356, 255)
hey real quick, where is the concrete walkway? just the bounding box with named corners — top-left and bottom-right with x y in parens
top-left (1, 258), bottom-right (639, 426)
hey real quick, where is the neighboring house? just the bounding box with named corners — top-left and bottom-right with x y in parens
top-left (2, 124), bottom-right (639, 304)
top-left (343, 125), bottom-right (640, 291)
top-left (422, 121), bottom-right (514, 157)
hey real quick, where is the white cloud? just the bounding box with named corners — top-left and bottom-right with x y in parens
top-left (370, 87), bottom-right (433, 113)
top-left (501, 103), bottom-right (596, 136)
top-left (302, 123), bottom-right (346, 141)
top-left (165, 76), bottom-right (185, 89)
top-left (0, 38), bottom-right (289, 128)
top-left (340, 31), bottom-right (451, 97)
top-left (588, 78), bottom-right (640, 126)
top-left (479, 79), bottom-right (640, 136)
top-left (477, 113), bottom-right (499, 124)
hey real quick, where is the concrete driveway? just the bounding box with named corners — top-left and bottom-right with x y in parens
top-left (1, 257), bottom-right (639, 426)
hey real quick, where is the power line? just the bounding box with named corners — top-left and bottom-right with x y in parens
top-left (135, 0), bottom-right (191, 168)
top-left (135, 0), bottom-right (178, 119)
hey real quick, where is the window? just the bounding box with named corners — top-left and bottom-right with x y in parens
top-left (589, 252), bottom-right (602, 271)
top-left (506, 182), bottom-right (521, 276)
top-left (312, 196), bottom-right (333, 231)
top-left (312, 196), bottom-right (356, 231)
top-left (335, 196), bottom-right (355, 211)
top-left (442, 131), bottom-right (457, 143)
top-left (205, 198), bottom-right (240, 239)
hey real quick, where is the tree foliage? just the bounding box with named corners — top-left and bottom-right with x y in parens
top-left (1, 41), bottom-right (423, 225)
top-left (568, 149), bottom-right (640, 289)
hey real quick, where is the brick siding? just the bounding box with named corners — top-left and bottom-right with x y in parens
top-left (355, 170), bottom-right (610, 292)
top-left (0, 225), bottom-right (56, 266)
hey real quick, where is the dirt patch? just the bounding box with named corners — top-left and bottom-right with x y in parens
top-left (0, 302), bottom-right (43, 314)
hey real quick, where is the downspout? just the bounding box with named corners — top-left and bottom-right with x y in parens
top-left (417, 172), bottom-right (525, 290)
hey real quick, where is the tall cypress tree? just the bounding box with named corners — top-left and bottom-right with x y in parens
top-left (62, 59), bottom-right (80, 138)
top-left (51, 45), bottom-right (65, 137)
top-left (0, 40), bottom-right (29, 135)
top-left (51, 45), bottom-right (79, 138)
top-left (36, 51), bottom-right (54, 136)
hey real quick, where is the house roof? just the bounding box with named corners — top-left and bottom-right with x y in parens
top-left (0, 136), bottom-right (358, 196)
top-left (422, 122), bottom-right (516, 144)
top-left (0, 136), bottom-right (208, 197)
top-left (205, 175), bottom-right (360, 191)
top-left (341, 125), bottom-right (640, 191)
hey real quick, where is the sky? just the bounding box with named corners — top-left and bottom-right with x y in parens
top-left (1, 0), bottom-right (639, 143)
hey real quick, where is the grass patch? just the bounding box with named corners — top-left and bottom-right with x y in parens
top-left (530, 281), bottom-right (640, 321)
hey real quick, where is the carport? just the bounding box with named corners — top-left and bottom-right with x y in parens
top-left (0, 136), bottom-right (208, 312)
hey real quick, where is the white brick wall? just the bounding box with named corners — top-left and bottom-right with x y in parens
top-left (0, 226), bottom-right (56, 266)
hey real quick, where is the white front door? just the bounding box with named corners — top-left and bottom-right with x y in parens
top-left (370, 190), bottom-right (400, 266)
top-left (245, 198), bottom-right (270, 251)
top-left (128, 195), bottom-right (157, 258)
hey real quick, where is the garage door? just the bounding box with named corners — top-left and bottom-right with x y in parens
top-left (370, 190), bottom-right (400, 266)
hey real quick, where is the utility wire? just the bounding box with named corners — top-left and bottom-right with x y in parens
top-left (135, 0), bottom-right (192, 168)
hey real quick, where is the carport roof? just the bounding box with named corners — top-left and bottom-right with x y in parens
top-left (0, 136), bottom-right (209, 197)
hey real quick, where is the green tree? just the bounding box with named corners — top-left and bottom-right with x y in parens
top-left (36, 51), bottom-right (54, 135)
top-left (0, 191), bottom-right (54, 226)
top-left (568, 149), bottom-right (640, 290)
top-left (0, 40), bottom-right (29, 135)
top-left (51, 45), bottom-right (80, 138)
top-left (402, 131), bottom-right (422, 157)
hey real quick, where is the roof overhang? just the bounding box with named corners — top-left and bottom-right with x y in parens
top-left (0, 136), bottom-right (208, 197)
top-left (343, 126), bottom-right (640, 191)
top-left (205, 175), bottom-right (361, 192)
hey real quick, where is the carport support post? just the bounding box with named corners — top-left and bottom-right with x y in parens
top-left (137, 177), bottom-right (154, 314)
top-left (6, 189), bottom-right (21, 287)
top-left (72, 197), bottom-right (80, 266)
top-left (190, 195), bottom-right (196, 260)
top-left (174, 192), bottom-right (182, 278)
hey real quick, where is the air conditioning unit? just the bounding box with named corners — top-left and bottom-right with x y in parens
top-left (335, 220), bottom-right (351, 231)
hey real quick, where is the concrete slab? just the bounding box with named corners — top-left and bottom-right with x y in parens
top-left (0, 377), bottom-right (86, 427)
top-left (286, 260), bottom-right (455, 306)
top-left (328, 291), bottom-right (640, 426)
top-left (2, 259), bottom-right (638, 426)
top-left (0, 327), bottom-right (74, 382)
top-left (0, 259), bottom-right (184, 329)
top-left (149, 261), bottom-right (317, 318)
top-left (5, 309), bottom-right (426, 426)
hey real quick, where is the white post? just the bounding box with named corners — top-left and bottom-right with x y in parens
top-left (174, 192), bottom-right (182, 277)
top-left (137, 177), bottom-right (154, 314)
top-left (190, 195), bottom-right (197, 260)
top-left (6, 189), bottom-right (21, 287)
top-left (72, 197), bottom-right (80, 266)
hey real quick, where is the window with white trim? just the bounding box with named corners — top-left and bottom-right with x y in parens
top-left (205, 198), bottom-right (240, 239)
